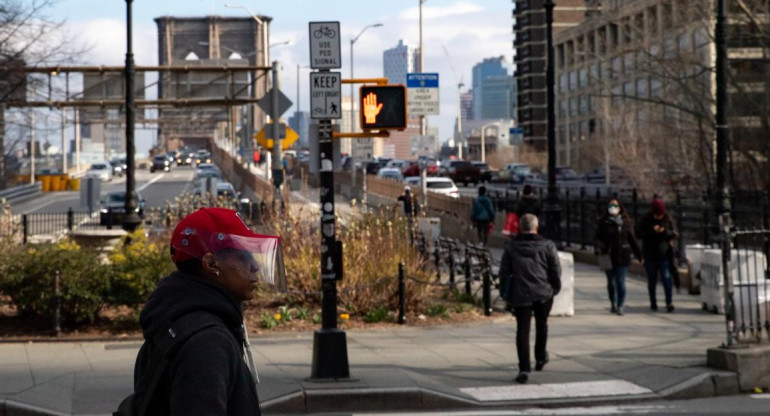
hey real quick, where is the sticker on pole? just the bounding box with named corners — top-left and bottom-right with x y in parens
top-left (310, 72), bottom-right (342, 119)
top-left (309, 22), bottom-right (341, 69)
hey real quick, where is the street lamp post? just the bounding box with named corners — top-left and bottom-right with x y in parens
top-left (122, 0), bottom-right (141, 233)
top-left (419, 0), bottom-right (428, 137)
top-left (350, 23), bottom-right (383, 193)
top-left (480, 122), bottom-right (498, 163)
top-left (714, 0), bottom-right (734, 347)
top-left (543, 0), bottom-right (561, 244)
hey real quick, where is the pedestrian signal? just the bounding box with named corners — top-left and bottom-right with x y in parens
top-left (359, 85), bottom-right (407, 130)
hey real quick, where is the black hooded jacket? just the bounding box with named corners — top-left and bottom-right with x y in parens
top-left (135, 271), bottom-right (261, 416)
top-left (499, 234), bottom-right (562, 307)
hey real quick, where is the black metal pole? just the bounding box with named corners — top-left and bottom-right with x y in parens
top-left (398, 262), bottom-right (406, 324)
top-left (122, 0), bottom-right (141, 233)
top-left (310, 115), bottom-right (350, 379)
top-left (543, 0), bottom-right (561, 244)
top-left (715, 0), bottom-right (734, 347)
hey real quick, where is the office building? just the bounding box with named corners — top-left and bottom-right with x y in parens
top-left (472, 57), bottom-right (509, 120)
top-left (289, 111), bottom-right (309, 149)
top-left (513, 0), bottom-right (588, 148)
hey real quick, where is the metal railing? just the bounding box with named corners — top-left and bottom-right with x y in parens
top-left (725, 229), bottom-right (770, 345)
top-left (17, 208), bottom-right (101, 244)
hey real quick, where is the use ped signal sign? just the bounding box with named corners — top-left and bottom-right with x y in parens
top-left (309, 22), bottom-right (341, 69)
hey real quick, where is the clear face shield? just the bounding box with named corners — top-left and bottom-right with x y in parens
top-left (213, 234), bottom-right (287, 292)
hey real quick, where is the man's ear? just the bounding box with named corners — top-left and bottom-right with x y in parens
top-left (201, 253), bottom-right (218, 275)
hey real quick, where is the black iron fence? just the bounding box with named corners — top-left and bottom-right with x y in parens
top-left (723, 229), bottom-right (770, 345)
top-left (17, 208), bottom-right (101, 244)
top-left (486, 187), bottom-right (770, 256)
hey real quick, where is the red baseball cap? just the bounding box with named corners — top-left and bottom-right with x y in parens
top-left (170, 208), bottom-right (286, 290)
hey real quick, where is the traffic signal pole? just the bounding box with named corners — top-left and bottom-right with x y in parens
top-left (271, 61), bottom-right (284, 208)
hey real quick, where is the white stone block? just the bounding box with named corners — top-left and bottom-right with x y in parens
top-left (551, 251), bottom-right (574, 317)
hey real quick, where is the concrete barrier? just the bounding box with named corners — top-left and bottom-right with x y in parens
top-left (0, 182), bottom-right (42, 203)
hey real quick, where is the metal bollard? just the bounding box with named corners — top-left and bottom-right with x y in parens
top-left (464, 246), bottom-right (472, 295)
top-left (579, 187), bottom-right (587, 250)
top-left (67, 207), bottom-right (74, 231)
top-left (448, 242), bottom-right (456, 285)
top-left (22, 214), bottom-right (28, 245)
top-left (482, 254), bottom-right (492, 317)
top-left (434, 243), bottom-right (441, 281)
top-left (107, 207), bottom-right (113, 230)
top-left (398, 262), bottom-right (406, 324)
top-left (53, 270), bottom-right (61, 336)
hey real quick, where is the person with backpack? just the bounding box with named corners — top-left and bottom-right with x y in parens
top-left (117, 207), bottom-right (285, 416)
top-left (471, 186), bottom-right (496, 245)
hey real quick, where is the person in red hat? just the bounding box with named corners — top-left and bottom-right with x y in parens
top-left (636, 198), bottom-right (678, 312)
top-left (124, 208), bottom-right (285, 415)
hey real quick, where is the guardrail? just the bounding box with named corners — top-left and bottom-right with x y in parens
top-left (0, 182), bottom-right (42, 202)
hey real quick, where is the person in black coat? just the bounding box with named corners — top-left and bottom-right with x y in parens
top-left (515, 184), bottom-right (541, 218)
top-left (635, 199), bottom-right (678, 312)
top-left (132, 208), bottom-right (280, 415)
top-left (499, 214), bottom-right (562, 385)
top-left (595, 198), bottom-right (642, 315)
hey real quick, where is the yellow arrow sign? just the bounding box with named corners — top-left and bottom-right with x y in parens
top-left (254, 123), bottom-right (299, 150)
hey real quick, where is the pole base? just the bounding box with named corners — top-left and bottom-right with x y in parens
top-left (310, 328), bottom-right (350, 380)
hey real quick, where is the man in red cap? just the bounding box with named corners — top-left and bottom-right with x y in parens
top-left (121, 208), bottom-right (284, 415)
top-left (636, 198), bottom-right (678, 312)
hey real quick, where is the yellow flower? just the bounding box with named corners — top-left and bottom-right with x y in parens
top-left (340, 313), bottom-right (350, 320)
top-left (274, 313), bottom-right (282, 320)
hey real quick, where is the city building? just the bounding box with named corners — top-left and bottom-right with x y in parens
top-left (471, 57), bottom-right (509, 120)
top-left (460, 90), bottom-right (474, 122)
top-left (381, 39), bottom-right (422, 160)
top-left (288, 111), bottom-right (309, 149)
top-left (478, 74), bottom-right (516, 120)
top-left (463, 119), bottom-right (517, 161)
top-left (552, 0), bottom-right (770, 189)
top-left (513, 0), bottom-right (588, 149)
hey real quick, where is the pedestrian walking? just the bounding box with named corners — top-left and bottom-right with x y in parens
top-left (498, 214), bottom-right (562, 384)
top-left (636, 198), bottom-right (678, 312)
top-left (595, 198), bottom-right (642, 315)
top-left (118, 207), bottom-right (285, 415)
top-left (397, 186), bottom-right (420, 218)
top-left (516, 184), bottom-right (541, 218)
top-left (470, 186), bottom-right (496, 245)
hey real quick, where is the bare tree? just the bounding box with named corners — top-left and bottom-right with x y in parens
top-left (0, 0), bottom-right (86, 189)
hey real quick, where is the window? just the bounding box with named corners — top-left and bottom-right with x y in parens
top-left (624, 53), bottom-right (634, 72)
top-left (623, 82), bottom-right (634, 101)
top-left (678, 32), bottom-right (690, 54)
top-left (650, 77), bottom-right (661, 97)
top-left (569, 71), bottom-right (577, 90)
top-left (636, 77), bottom-right (648, 98)
top-left (559, 74), bottom-right (568, 93)
top-left (590, 63), bottom-right (599, 82)
top-left (569, 97), bottom-right (578, 116)
top-left (611, 57), bottom-right (622, 78)
top-left (579, 68), bottom-right (587, 88)
top-left (579, 95), bottom-right (588, 114)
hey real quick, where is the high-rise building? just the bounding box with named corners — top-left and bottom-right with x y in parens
top-left (472, 57), bottom-right (508, 120)
top-left (479, 75), bottom-right (516, 120)
top-left (460, 90), bottom-right (474, 122)
top-left (289, 111), bottom-right (309, 149)
top-left (382, 39), bottom-right (421, 159)
top-left (513, 0), bottom-right (588, 149)
top-left (383, 39), bottom-right (418, 85)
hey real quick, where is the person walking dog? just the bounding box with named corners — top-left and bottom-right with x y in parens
top-left (499, 214), bottom-right (562, 384)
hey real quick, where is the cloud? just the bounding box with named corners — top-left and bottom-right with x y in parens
top-left (72, 19), bottom-right (156, 65)
top-left (397, 1), bottom-right (486, 20)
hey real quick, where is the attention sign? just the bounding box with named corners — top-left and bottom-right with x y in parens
top-left (406, 73), bottom-right (439, 116)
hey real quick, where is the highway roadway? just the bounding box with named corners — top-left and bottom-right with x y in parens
top-left (10, 166), bottom-right (197, 215)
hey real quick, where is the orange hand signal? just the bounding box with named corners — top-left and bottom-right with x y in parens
top-left (363, 92), bottom-right (383, 124)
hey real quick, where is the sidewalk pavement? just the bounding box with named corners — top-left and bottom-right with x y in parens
top-left (0, 261), bottom-right (738, 416)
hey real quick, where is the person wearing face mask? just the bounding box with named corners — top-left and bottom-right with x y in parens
top-left (118, 208), bottom-right (286, 416)
top-left (595, 199), bottom-right (642, 315)
top-left (636, 198), bottom-right (678, 312)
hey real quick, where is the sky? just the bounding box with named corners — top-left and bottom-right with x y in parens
top-left (46, 0), bottom-right (514, 152)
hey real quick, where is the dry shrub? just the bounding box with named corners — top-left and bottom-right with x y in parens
top-left (257, 205), bottom-right (437, 317)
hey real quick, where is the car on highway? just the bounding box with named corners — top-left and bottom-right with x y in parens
top-left (439, 160), bottom-right (480, 187)
top-left (176, 147), bottom-right (197, 165)
top-left (425, 177), bottom-right (459, 198)
top-left (584, 166), bottom-right (632, 185)
top-left (195, 150), bottom-right (212, 166)
top-left (150, 155), bottom-right (172, 173)
top-left (86, 162), bottom-right (113, 182)
top-left (193, 169), bottom-right (223, 183)
top-left (195, 163), bottom-right (220, 175)
top-left (193, 181), bottom-right (246, 211)
top-left (376, 167), bottom-right (404, 182)
top-left (499, 163), bottom-right (531, 184)
top-left (109, 157), bottom-right (126, 177)
top-left (403, 176), bottom-right (421, 187)
top-left (555, 166), bottom-right (579, 181)
top-left (472, 161), bottom-right (494, 183)
top-left (385, 159), bottom-right (409, 173)
top-left (99, 190), bottom-right (145, 226)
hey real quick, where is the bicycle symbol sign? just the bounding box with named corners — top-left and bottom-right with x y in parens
top-left (309, 21), bottom-right (341, 69)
